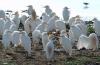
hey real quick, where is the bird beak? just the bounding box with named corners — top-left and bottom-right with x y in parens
top-left (22, 10), bottom-right (27, 13)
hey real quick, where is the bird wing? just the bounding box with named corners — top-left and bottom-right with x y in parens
top-left (77, 35), bottom-right (90, 49)
top-left (11, 31), bottom-right (20, 45)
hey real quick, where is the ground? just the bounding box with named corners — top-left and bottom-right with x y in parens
top-left (0, 43), bottom-right (100, 65)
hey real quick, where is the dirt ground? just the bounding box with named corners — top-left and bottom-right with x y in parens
top-left (0, 42), bottom-right (100, 65)
top-left (0, 34), bottom-right (100, 65)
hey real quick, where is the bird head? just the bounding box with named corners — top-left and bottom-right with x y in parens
top-left (89, 33), bottom-right (98, 50)
top-left (60, 30), bottom-right (68, 37)
top-left (64, 6), bottom-right (69, 10)
top-left (89, 33), bottom-right (97, 40)
top-left (27, 5), bottom-right (33, 8)
top-left (75, 15), bottom-right (80, 18)
top-left (44, 5), bottom-right (49, 9)
top-left (92, 18), bottom-right (98, 21)
top-left (0, 10), bottom-right (5, 18)
top-left (31, 10), bottom-right (37, 20)
top-left (13, 11), bottom-right (19, 16)
top-left (75, 15), bottom-right (81, 22)
top-left (54, 16), bottom-right (59, 20)
top-left (21, 10), bottom-right (28, 13)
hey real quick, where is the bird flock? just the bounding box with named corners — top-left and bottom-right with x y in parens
top-left (0, 5), bottom-right (100, 61)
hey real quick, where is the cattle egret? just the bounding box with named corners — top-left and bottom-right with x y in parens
top-left (46, 34), bottom-right (54, 61)
top-left (44, 5), bottom-right (52, 16)
top-left (62, 7), bottom-right (70, 22)
top-left (59, 30), bottom-right (72, 56)
top-left (2, 30), bottom-right (12, 49)
top-left (42, 32), bottom-right (49, 51)
top-left (77, 33), bottom-right (99, 51)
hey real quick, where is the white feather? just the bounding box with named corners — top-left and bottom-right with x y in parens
top-left (68, 17), bottom-right (76, 26)
top-left (77, 34), bottom-right (90, 49)
top-left (55, 20), bottom-right (66, 31)
top-left (42, 32), bottom-right (49, 51)
top-left (12, 12), bottom-right (20, 29)
top-left (32, 30), bottom-right (42, 44)
top-left (27, 5), bottom-right (34, 15)
top-left (9, 23), bottom-right (17, 32)
top-left (3, 19), bottom-right (12, 32)
top-left (93, 18), bottom-right (100, 36)
top-left (20, 31), bottom-right (31, 55)
top-left (69, 25), bottom-right (82, 43)
top-left (59, 30), bottom-right (72, 56)
top-left (77, 33), bottom-right (99, 50)
top-left (2, 30), bottom-right (12, 49)
top-left (24, 17), bottom-right (41, 34)
top-left (75, 23), bottom-right (87, 35)
top-left (62, 7), bottom-right (70, 22)
top-left (44, 5), bottom-right (52, 16)
top-left (0, 10), bottom-right (5, 18)
top-left (41, 13), bottom-right (49, 22)
top-left (20, 15), bottom-right (27, 25)
top-left (35, 22), bottom-right (47, 33)
top-left (46, 38), bottom-right (54, 61)
top-left (11, 31), bottom-right (20, 47)
top-left (89, 33), bottom-right (99, 50)
top-left (47, 16), bottom-right (59, 32)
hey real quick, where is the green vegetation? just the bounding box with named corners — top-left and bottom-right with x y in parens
top-left (64, 56), bottom-right (91, 65)
top-left (0, 60), bottom-right (16, 65)
top-left (87, 24), bottom-right (95, 35)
